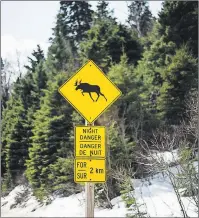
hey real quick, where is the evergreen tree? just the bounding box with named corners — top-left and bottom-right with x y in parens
top-left (14, 45), bottom-right (47, 110)
top-left (24, 45), bottom-right (45, 73)
top-left (48, 1), bottom-right (93, 72)
top-left (26, 73), bottom-right (74, 200)
top-left (2, 46), bottom-right (47, 189)
top-left (47, 31), bottom-right (73, 73)
top-left (2, 96), bottom-right (27, 188)
top-left (127, 1), bottom-right (153, 37)
top-left (107, 52), bottom-right (155, 141)
top-left (158, 1), bottom-right (198, 57)
top-left (95, 1), bottom-right (116, 22)
top-left (58, 1), bottom-right (93, 46)
top-left (1, 58), bottom-right (5, 114)
top-left (1, 58), bottom-right (6, 176)
top-left (157, 45), bottom-right (197, 123)
top-left (1, 58), bottom-right (13, 114)
top-left (80, 19), bottom-right (142, 72)
top-left (135, 22), bottom-right (197, 124)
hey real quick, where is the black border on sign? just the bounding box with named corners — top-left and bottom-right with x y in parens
top-left (58, 60), bottom-right (122, 123)
top-left (74, 158), bottom-right (106, 183)
top-left (74, 125), bottom-right (106, 159)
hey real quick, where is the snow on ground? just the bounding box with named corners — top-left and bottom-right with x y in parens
top-left (132, 171), bottom-right (198, 217)
top-left (150, 149), bottom-right (179, 164)
top-left (1, 158), bottom-right (198, 217)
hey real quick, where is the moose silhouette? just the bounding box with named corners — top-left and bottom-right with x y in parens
top-left (74, 80), bottom-right (107, 102)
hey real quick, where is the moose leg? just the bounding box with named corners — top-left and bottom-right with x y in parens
top-left (100, 92), bottom-right (107, 101)
top-left (95, 93), bottom-right (100, 102)
top-left (89, 92), bottom-right (95, 102)
top-left (81, 91), bottom-right (84, 96)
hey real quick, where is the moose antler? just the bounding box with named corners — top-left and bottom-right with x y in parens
top-left (74, 80), bottom-right (78, 86)
top-left (79, 79), bottom-right (82, 84)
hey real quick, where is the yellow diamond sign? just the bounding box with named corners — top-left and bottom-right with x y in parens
top-left (58, 60), bottom-right (122, 123)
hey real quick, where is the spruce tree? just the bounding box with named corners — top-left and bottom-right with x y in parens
top-left (26, 73), bottom-right (74, 200)
top-left (135, 21), bottom-right (197, 124)
top-left (80, 19), bottom-right (142, 72)
top-left (127, 1), bottom-right (153, 37)
top-left (95, 1), bottom-right (116, 22)
top-left (24, 45), bottom-right (45, 73)
top-left (48, 1), bottom-right (94, 72)
top-left (58, 1), bottom-right (93, 47)
top-left (2, 46), bottom-right (47, 189)
top-left (157, 45), bottom-right (197, 123)
top-left (47, 31), bottom-right (73, 73)
top-left (1, 58), bottom-right (13, 114)
top-left (2, 96), bottom-right (27, 188)
top-left (158, 1), bottom-right (198, 57)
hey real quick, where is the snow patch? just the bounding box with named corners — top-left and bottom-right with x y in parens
top-left (1, 163), bottom-right (198, 217)
top-left (150, 149), bottom-right (179, 164)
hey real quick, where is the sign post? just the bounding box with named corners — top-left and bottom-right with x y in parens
top-left (58, 60), bottom-right (122, 218)
top-left (85, 120), bottom-right (94, 218)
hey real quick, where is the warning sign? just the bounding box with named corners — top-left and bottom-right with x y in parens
top-left (58, 60), bottom-right (122, 123)
top-left (75, 126), bottom-right (105, 158)
top-left (74, 159), bottom-right (106, 183)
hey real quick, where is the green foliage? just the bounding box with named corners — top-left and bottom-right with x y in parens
top-left (58, 1), bottom-right (93, 46)
top-left (1, 171), bottom-right (13, 196)
top-left (49, 158), bottom-right (80, 196)
top-left (95, 1), bottom-right (116, 22)
top-left (157, 45), bottom-right (197, 122)
top-left (24, 45), bottom-right (45, 72)
top-left (158, 1), bottom-right (198, 57)
top-left (80, 19), bottom-right (142, 72)
top-left (2, 96), bottom-right (28, 185)
top-left (176, 147), bottom-right (198, 199)
top-left (108, 53), bottom-right (157, 141)
top-left (48, 1), bottom-right (93, 73)
top-left (120, 176), bottom-right (147, 218)
top-left (25, 73), bottom-right (74, 199)
top-left (47, 33), bottom-right (74, 73)
top-left (127, 1), bottom-right (154, 37)
top-left (120, 177), bottom-right (135, 208)
top-left (1, 45), bottom-right (48, 189)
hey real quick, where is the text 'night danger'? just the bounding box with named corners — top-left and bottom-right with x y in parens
top-left (75, 126), bottom-right (105, 158)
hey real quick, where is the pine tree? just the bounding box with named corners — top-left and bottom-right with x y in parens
top-left (127, 1), bottom-right (153, 37)
top-left (1, 58), bottom-right (13, 114)
top-left (1, 58), bottom-right (5, 114)
top-left (26, 73), bottom-right (74, 200)
top-left (2, 96), bottom-right (27, 188)
top-left (80, 19), bottom-right (142, 72)
top-left (47, 31), bottom-right (73, 73)
top-left (95, 1), bottom-right (116, 22)
top-left (58, 1), bottom-right (93, 46)
top-left (157, 45), bottom-right (197, 123)
top-left (135, 20), bottom-right (197, 124)
top-left (48, 1), bottom-right (94, 71)
top-left (2, 46), bottom-right (48, 189)
top-left (107, 52), bottom-right (152, 141)
top-left (158, 1), bottom-right (198, 57)
top-left (24, 45), bottom-right (45, 73)
top-left (14, 45), bottom-right (47, 110)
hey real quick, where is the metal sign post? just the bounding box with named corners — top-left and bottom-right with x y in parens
top-left (85, 120), bottom-right (94, 218)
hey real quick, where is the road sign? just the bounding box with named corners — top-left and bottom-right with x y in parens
top-left (58, 60), bottom-right (122, 123)
top-left (74, 159), bottom-right (106, 183)
top-left (75, 126), bottom-right (105, 158)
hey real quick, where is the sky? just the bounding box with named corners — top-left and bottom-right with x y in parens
top-left (1, 1), bottom-right (163, 70)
